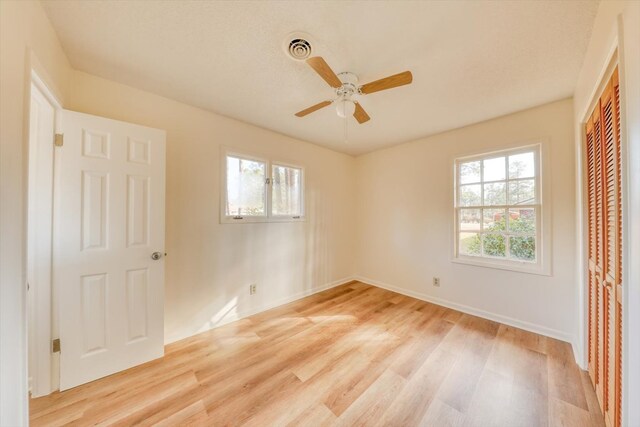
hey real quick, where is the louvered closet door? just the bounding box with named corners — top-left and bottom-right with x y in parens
top-left (586, 114), bottom-right (599, 388)
top-left (585, 66), bottom-right (622, 427)
top-left (593, 97), bottom-right (606, 406)
top-left (601, 79), bottom-right (616, 427)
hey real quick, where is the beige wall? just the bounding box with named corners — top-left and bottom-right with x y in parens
top-left (572, 2), bottom-right (640, 425)
top-left (0, 1), bottom-right (72, 424)
top-left (66, 71), bottom-right (357, 344)
top-left (355, 98), bottom-right (577, 344)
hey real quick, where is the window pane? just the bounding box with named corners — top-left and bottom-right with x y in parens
top-left (508, 179), bottom-right (535, 205)
top-left (483, 157), bottom-right (506, 182)
top-left (509, 236), bottom-right (536, 261)
top-left (459, 209), bottom-right (481, 231)
top-left (272, 165), bottom-right (302, 216)
top-left (460, 161), bottom-right (481, 184)
top-left (508, 208), bottom-right (536, 233)
top-left (483, 182), bottom-right (506, 205)
top-left (455, 147), bottom-right (541, 267)
top-left (483, 209), bottom-right (506, 232)
top-left (483, 234), bottom-right (506, 257)
top-left (226, 156), bottom-right (266, 216)
top-left (460, 184), bottom-right (481, 206)
top-left (459, 232), bottom-right (481, 256)
top-left (509, 152), bottom-right (535, 179)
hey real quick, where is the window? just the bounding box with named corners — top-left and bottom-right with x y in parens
top-left (271, 164), bottom-right (302, 217)
top-left (454, 145), bottom-right (542, 271)
top-left (222, 152), bottom-right (304, 222)
top-left (225, 155), bottom-right (267, 217)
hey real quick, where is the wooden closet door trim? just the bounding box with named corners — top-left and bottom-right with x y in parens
top-left (585, 113), bottom-right (598, 386)
top-left (611, 67), bottom-right (622, 427)
top-left (593, 97), bottom-right (606, 406)
top-left (600, 77), bottom-right (616, 422)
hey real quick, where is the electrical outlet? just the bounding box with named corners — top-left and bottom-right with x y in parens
top-left (249, 284), bottom-right (257, 295)
top-left (433, 277), bottom-right (440, 287)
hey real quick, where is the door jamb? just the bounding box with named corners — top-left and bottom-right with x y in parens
top-left (28, 70), bottom-right (61, 397)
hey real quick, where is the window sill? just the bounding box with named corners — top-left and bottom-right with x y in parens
top-left (451, 256), bottom-right (551, 276)
top-left (220, 216), bottom-right (306, 224)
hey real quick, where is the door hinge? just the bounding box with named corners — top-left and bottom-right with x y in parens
top-left (54, 133), bottom-right (64, 147)
top-left (52, 338), bottom-right (61, 353)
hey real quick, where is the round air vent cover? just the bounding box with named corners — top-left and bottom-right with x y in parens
top-left (283, 32), bottom-right (315, 61)
top-left (288, 38), bottom-right (312, 60)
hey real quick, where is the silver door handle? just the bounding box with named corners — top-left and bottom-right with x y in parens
top-left (151, 252), bottom-right (163, 260)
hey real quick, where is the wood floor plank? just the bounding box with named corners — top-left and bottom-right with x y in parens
top-left (377, 347), bottom-right (457, 426)
top-left (336, 368), bottom-right (406, 427)
top-left (390, 318), bottom-right (453, 379)
top-left (419, 398), bottom-right (465, 427)
top-left (548, 397), bottom-right (597, 427)
top-left (148, 400), bottom-right (208, 427)
top-left (436, 315), bottom-right (500, 412)
top-left (30, 282), bottom-right (603, 427)
top-left (462, 368), bottom-right (514, 427)
top-left (285, 404), bottom-right (337, 427)
top-left (547, 337), bottom-right (590, 411)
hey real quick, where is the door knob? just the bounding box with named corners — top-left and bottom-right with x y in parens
top-left (151, 252), bottom-right (163, 260)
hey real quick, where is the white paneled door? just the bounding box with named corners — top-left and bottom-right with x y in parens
top-left (55, 110), bottom-right (166, 390)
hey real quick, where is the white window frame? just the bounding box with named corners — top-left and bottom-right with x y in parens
top-left (453, 143), bottom-right (550, 275)
top-left (270, 161), bottom-right (305, 222)
top-left (221, 149), bottom-right (305, 224)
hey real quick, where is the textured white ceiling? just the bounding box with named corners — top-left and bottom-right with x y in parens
top-left (42, 0), bottom-right (599, 155)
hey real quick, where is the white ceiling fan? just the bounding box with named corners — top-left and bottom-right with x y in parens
top-left (295, 56), bottom-right (413, 124)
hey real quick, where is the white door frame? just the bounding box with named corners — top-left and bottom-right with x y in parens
top-left (27, 70), bottom-right (61, 397)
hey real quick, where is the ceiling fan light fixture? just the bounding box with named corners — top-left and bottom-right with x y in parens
top-left (294, 55), bottom-right (412, 124)
top-left (336, 99), bottom-right (356, 118)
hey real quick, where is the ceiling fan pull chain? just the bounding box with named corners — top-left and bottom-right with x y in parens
top-left (344, 109), bottom-right (348, 143)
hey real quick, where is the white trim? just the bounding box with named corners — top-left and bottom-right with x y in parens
top-left (574, 37), bottom-right (621, 374)
top-left (164, 274), bottom-right (579, 364)
top-left (165, 276), bottom-right (355, 345)
top-left (578, 44), bottom-right (620, 125)
top-left (452, 143), bottom-right (551, 275)
top-left (27, 73), bottom-right (61, 398)
top-left (354, 276), bottom-right (574, 344)
top-left (450, 256), bottom-right (549, 276)
top-left (616, 7), bottom-right (640, 427)
top-left (31, 71), bottom-right (62, 110)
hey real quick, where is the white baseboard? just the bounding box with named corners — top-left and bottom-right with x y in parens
top-left (165, 276), bottom-right (355, 345)
top-left (572, 341), bottom-right (586, 370)
top-left (354, 275), bottom-right (574, 345)
top-left (165, 275), bottom-right (582, 367)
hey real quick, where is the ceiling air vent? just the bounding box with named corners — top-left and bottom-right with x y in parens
top-left (288, 38), bottom-right (312, 60)
top-left (284, 32), bottom-right (314, 61)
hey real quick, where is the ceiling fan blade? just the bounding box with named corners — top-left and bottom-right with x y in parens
top-left (353, 102), bottom-right (370, 124)
top-left (360, 71), bottom-right (413, 95)
top-left (295, 100), bottom-right (332, 117)
top-left (306, 57), bottom-right (343, 88)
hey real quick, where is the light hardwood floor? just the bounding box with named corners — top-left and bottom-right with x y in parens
top-left (31, 281), bottom-right (604, 426)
